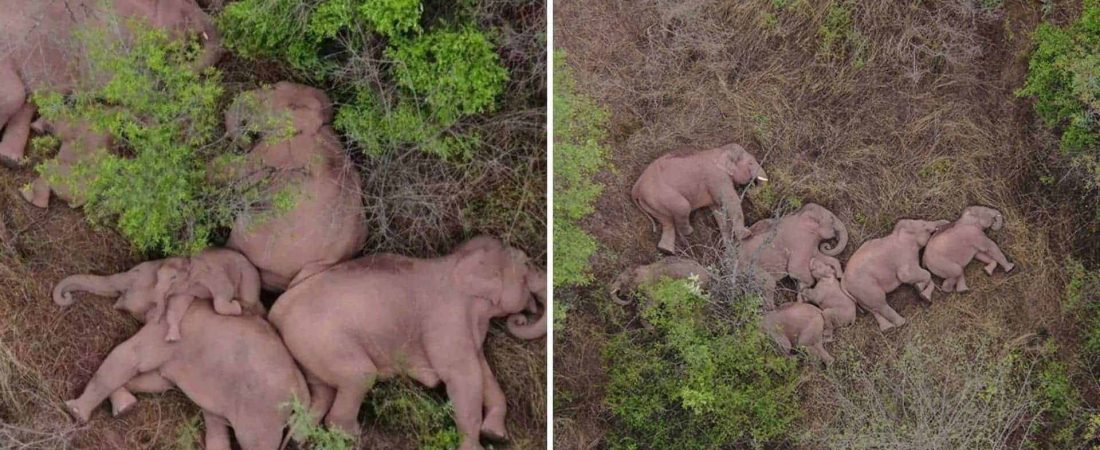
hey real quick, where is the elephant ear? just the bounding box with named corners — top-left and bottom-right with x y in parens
top-left (454, 247), bottom-right (504, 306)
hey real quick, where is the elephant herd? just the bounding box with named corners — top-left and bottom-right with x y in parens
top-left (1, 2), bottom-right (546, 450)
top-left (622, 143), bottom-right (1015, 365)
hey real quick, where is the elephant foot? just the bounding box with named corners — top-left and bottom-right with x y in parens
top-left (111, 391), bottom-right (138, 417)
top-left (480, 423), bottom-right (508, 443)
top-left (984, 261), bottom-right (997, 276)
top-left (325, 416), bottom-right (361, 439)
top-left (919, 285), bottom-right (934, 302)
top-left (657, 242), bottom-right (675, 255)
top-left (20, 182), bottom-right (49, 209)
top-left (165, 330), bottom-right (181, 342)
top-left (64, 400), bottom-right (90, 423)
top-left (213, 300), bottom-right (243, 316)
top-left (877, 321), bottom-right (895, 332)
top-left (1002, 262), bottom-right (1015, 273)
top-left (734, 227), bottom-right (752, 240)
top-left (679, 225), bottom-right (694, 236)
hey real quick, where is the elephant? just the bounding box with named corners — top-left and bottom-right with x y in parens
top-left (841, 219), bottom-right (951, 331)
top-left (268, 235), bottom-right (547, 450)
top-left (632, 143), bottom-right (768, 254)
top-left (223, 82), bottom-right (367, 291)
top-left (761, 302), bottom-right (834, 366)
top-left (19, 116), bottom-right (110, 208)
top-left (800, 258), bottom-right (857, 342)
top-left (736, 203), bottom-right (848, 302)
top-left (0, 0), bottom-right (223, 167)
top-left (609, 256), bottom-right (713, 305)
top-left (53, 290), bottom-right (309, 450)
top-left (54, 248), bottom-right (263, 342)
top-left (922, 206), bottom-right (1014, 295)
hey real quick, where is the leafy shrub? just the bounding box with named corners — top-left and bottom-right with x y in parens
top-left (1064, 257), bottom-right (1100, 354)
top-left (1018, 1), bottom-right (1100, 208)
top-left (364, 381), bottom-right (462, 450)
top-left (553, 51), bottom-right (609, 288)
top-left (604, 278), bottom-right (800, 449)
top-left (34, 22), bottom-right (228, 255)
top-left (817, 1), bottom-right (868, 67)
top-left (286, 397), bottom-right (354, 450)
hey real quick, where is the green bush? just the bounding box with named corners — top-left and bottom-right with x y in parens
top-left (34, 22), bottom-right (228, 255)
top-left (1064, 257), bottom-right (1100, 354)
top-left (1018, 0), bottom-right (1100, 207)
top-left (553, 51), bottom-right (609, 288)
top-left (365, 381), bottom-right (462, 450)
top-left (285, 397), bottom-right (354, 450)
top-left (218, 0), bottom-right (507, 160)
top-left (604, 278), bottom-right (800, 449)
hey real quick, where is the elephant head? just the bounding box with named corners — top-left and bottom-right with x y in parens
top-left (225, 82), bottom-right (334, 150)
top-left (720, 144), bottom-right (768, 186)
top-left (609, 268), bottom-right (637, 306)
top-left (809, 257), bottom-right (841, 280)
top-left (53, 261), bottom-right (164, 322)
top-left (894, 219), bottom-right (951, 247)
top-left (152, 256), bottom-right (191, 306)
top-left (453, 236), bottom-right (546, 339)
top-left (801, 203), bottom-right (848, 256)
top-left (960, 206), bottom-right (1003, 231)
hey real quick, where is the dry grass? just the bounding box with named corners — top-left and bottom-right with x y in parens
top-left (554, 0), bottom-right (1094, 447)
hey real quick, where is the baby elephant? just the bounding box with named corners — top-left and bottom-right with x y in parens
top-left (20, 117), bottom-right (110, 208)
top-left (762, 302), bottom-right (833, 366)
top-left (632, 143), bottom-right (767, 254)
top-left (609, 257), bottom-right (713, 305)
top-left (54, 248), bottom-right (262, 342)
top-left (800, 258), bottom-right (857, 342)
top-left (922, 206), bottom-right (1014, 295)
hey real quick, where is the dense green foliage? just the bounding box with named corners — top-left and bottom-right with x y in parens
top-left (219, 0), bottom-right (507, 160)
top-left (603, 278), bottom-right (800, 449)
top-left (286, 398), bottom-right (354, 450)
top-left (365, 381), bottom-right (462, 450)
top-left (553, 51), bottom-right (609, 288)
top-left (1018, 0), bottom-right (1100, 205)
top-left (1064, 257), bottom-right (1100, 354)
top-left (34, 23), bottom-right (227, 254)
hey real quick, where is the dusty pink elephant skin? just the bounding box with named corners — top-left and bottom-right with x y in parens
top-left (762, 302), bottom-right (834, 366)
top-left (269, 235), bottom-right (546, 450)
top-left (922, 206), bottom-right (1014, 296)
top-left (841, 219), bottom-right (951, 332)
top-left (632, 143), bottom-right (768, 254)
top-left (801, 258), bottom-right (857, 342)
top-left (224, 82), bottom-right (367, 292)
top-left (55, 296), bottom-right (309, 450)
top-left (0, 0), bottom-right (223, 166)
top-left (609, 256), bottom-right (713, 305)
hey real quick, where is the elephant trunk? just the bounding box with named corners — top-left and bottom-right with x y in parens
top-left (507, 269), bottom-right (547, 340)
top-left (819, 213), bottom-right (848, 256)
top-left (53, 273), bottom-right (127, 307)
top-left (609, 276), bottom-right (633, 306)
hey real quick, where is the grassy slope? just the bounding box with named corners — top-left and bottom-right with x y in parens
top-left (555, 0), bottom-right (1096, 447)
top-left (0, 1), bottom-right (546, 449)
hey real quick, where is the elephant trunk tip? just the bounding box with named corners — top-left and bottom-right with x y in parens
top-left (53, 286), bottom-right (75, 307)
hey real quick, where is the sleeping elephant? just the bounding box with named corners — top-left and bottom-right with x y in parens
top-left (841, 219), bottom-right (950, 331)
top-left (736, 203), bottom-right (847, 301)
top-left (19, 116), bottom-right (110, 208)
top-left (800, 258), bottom-right (857, 342)
top-left (609, 256), bottom-right (713, 305)
top-left (223, 82), bottom-right (367, 291)
top-left (53, 291), bottom-right (309, 450)
top-left (632, 143), bottom-right (767, 254)
top-left (0, 0), bottom-right (223, 166)
top-left (54, 248), bottom-right (263, 342)
top-left (268, 235), bottom-right (547, 450)
top-left (922, 206), bottom-right (1014, 295)
top-left (762, 302), bottom-right (833, 366)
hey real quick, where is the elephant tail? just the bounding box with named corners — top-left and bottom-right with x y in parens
top-left (633, 195), bottom-right (659, 234)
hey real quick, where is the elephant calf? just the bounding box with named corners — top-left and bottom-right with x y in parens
top-left (20, 117), bottom-right (110, 208)
top-left (841, 219), bottom-right (950, 331)
top-left (762, 302), bottom-right (833, 366)
top-left (922, 206), bottom-right (1014, 296)
top-left (632, 143), bottom-right (767, 254)
top-left (54, 248), bottom-right (262, 342)
top-left (54, 293), bottom-right (308, 450)
top-left (609, 256), bottom-right (713, 305)
top-left (801, 258), bottom-right (857, 342)
top-left (269, 235), bottom-right (546, 450)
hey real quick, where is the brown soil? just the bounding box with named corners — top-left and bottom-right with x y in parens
top-left (554, 0), bottom-right (1097, 448)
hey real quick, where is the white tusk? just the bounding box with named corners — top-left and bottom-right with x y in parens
top-left (756, 176), bottom-right (768, 182)
top-left (202, 32), bottom-right (209, 41)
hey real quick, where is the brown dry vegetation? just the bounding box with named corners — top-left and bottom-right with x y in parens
top-left (0, 1), bottom-right (546, 449)
top-left (555, 0), bottom-right (1097, 448)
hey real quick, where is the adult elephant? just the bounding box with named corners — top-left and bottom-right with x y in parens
top-left (841, 219), bottom-right (950, 331)
top-left (0, 0), bottom-right (223, 166)
top-left (736, 203), bottom-right (847, 305)
top-left (632, 143), bottom-right (768, 254)
top-left (224, 82), bottom-right (367, 291)
top-left (269, 235), bottom-right (546, 450)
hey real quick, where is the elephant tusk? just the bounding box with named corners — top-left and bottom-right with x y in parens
top-left (756, 176), bottom-right (768, 182)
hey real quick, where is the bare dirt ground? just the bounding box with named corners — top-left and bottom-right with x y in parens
top-left (554, 0), bottom-right (1097, 448)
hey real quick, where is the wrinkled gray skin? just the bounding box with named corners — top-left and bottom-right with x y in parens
top-left (0, 0), bottom-right (223, 166)
top-left (737, 203), bottom-right (848, 304)
top-left (801, 258), bottom-right (857, 342)
top-left (53, 289), bottom-right (308, 450)
top-left (224, 82), bottom-right (367, 291)
top-left (632, 143), bottom-right (768, 254)
top-left (609, 257), bottom-right (713, 305)
top-left (20, 116), bottom-right (110, 208)
top-left (841, 219), bottom-right (951, 331)
top-left (269, 236), bottom-right (546, 450)
top-left (54, 248), bottom-right (263, 343)
top-left (762, 302), bottom-right (833, 366)
top-left (922, 206), bottom-right (1014, 296)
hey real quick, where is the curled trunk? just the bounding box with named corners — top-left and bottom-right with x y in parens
top-left (609, 278), bottom-right (633, 306)
top-left (507, 269), bottom-right (547, 340)
top-left (820, 213), bottom-right (848, 256)
top-left (53, 273), bottom-right (129, 306)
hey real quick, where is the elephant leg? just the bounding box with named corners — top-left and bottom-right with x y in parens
top-left (66, 325), bottom-right (169, 422)
top-left (305, 374), bottom-right (335, 430)
top-left (956, 274), bottom-right (969, 292)
top-left (974, 252), bottom-right (998, 275)
top-left (0, 65), bottom-right (29, 167)
top-left (862, 290), bottom-right (905, 331)
top-left (657, 215), bottom-right (678, 254)
top-left (202, 410), bottom-right (232, 450)
top-left (810, 342), bottom-right (834, 367)
top-left (899, 265), bottom-right (934, 301)
top-left (0, 102), bottom-right (33, 167)
top-left (978, 239), bottom-right (1014, 274)
top-left (109, 371), bottom-right (174, 417)
top-left (429, 344), bottom-right (486, 450)
top-left (478, 354), bottom-right (508, 442)
top-left (941, 277), bottom-right (958, 293)
top-left (324, 360), bottom-right (378, 437)
top-left (108, 389), bottom-right (138, 417)
top-left (20, 177), bottom-right (50, 208)
top-left (163, 295), bottom-right (195, 342)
